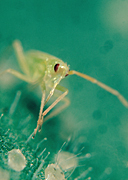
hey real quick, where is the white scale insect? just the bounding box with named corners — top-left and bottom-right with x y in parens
top-left (45, 141), bottom-right (78, 180)
top-left (45, 142), bottom-right (92, 180)
top-left (0, 40), bottom-right (128, 137)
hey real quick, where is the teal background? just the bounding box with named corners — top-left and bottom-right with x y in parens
top-left (0, 0), bottom-right (128, 179)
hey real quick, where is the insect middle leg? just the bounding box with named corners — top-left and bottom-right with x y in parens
top-left (13, 40), bottom-right (30, 76)
top-left (0, 68), bottom-right (32, 83)
top-left (0, 40), bottom-right (32, 83)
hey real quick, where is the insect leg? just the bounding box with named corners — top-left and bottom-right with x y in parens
top-left (43, 85), bottom-right (70, 122)
top-left (0, 68), bottom-right (32, 83)
top-left (69, 70), bottom-right (128, 107)
top-left (44, 77), bottom-right (63, 106)
top-left (13, 40), bottom-right (30, 76)
top-left (33, 91), bottom-right (46, 138)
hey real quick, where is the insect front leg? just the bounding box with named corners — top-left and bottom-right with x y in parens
top-left (33, 85), bottom-right (69, 138)
top-left (33, 90), bottom-right (46, 138)
top-left (43, 85), bottom-right (70, 122)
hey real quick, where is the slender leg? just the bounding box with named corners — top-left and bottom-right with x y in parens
top-left (0, 40), bottom-right (32, 83)
top-left (43, 85), bottom-right (69, 122)
top-left (69, 70), bottom-right (128, 107)
top-left (33, 85), bottom-right (69, 138)
top-left (44, 77), bottom-right (62, 106)
top-left (38, 91), bottom-right (46, 131)
top-left (33, 91), bottom-right (46, 138)
top-left (44, 87), bottom-right (55, 106)
top-left (44, 96), bottom-right (70, 123)
top-left (13, 40), bottom-right (30, 76)
top-left (0, 68), bottom-right (32, 83)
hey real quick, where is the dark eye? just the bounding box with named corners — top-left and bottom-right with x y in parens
top-left (54, 63), bottom-right (60, 72)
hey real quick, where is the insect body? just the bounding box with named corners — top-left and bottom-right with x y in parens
top-left (0, 40), bottom-right (128, 137)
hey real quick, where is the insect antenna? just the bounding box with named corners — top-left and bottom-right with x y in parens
top-left (68, 70), bottom-right (128, 107)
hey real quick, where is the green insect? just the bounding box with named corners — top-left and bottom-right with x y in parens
top-left (0, 40), bottom-right (128, 137)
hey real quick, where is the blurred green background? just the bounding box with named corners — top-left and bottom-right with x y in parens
top-left (0, 0), bottom-right (128, 179)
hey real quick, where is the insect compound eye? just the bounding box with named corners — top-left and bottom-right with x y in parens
top-left (54, 63), bottom-right (60, 72)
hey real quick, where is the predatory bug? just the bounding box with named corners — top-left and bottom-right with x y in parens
top-left (0, 40), bottom-right (128, 137)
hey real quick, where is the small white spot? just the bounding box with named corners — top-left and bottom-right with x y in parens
top-left (8, 149), bottom-right (26, 171)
